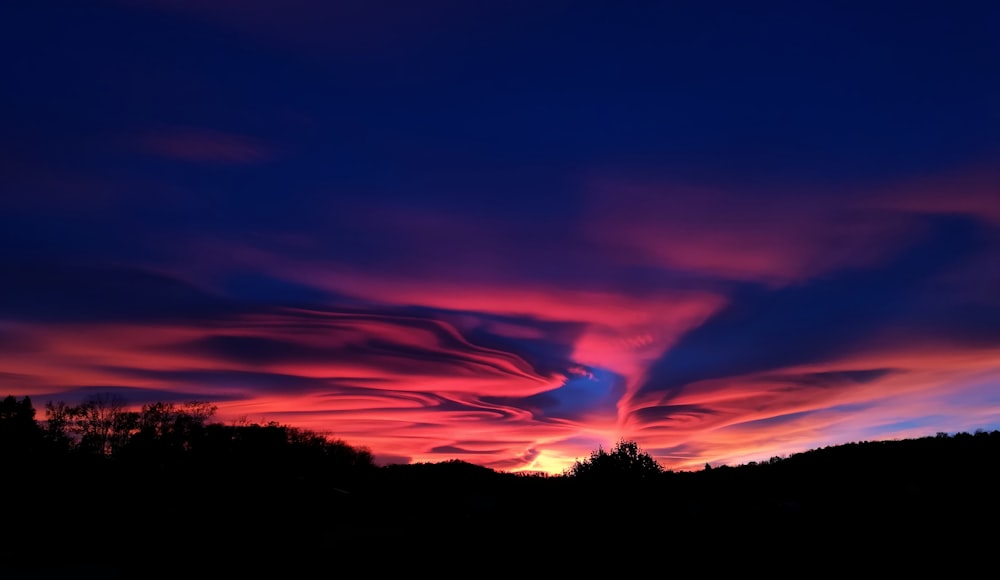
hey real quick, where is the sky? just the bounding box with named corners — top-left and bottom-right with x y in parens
top-left (2, 0), bottom-right (999, 474)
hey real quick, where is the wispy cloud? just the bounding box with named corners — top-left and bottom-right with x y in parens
top-left (138, 127), bottom-right (272, 164)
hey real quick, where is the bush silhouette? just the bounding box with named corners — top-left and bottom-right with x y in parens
top-left (567, 438), bottom-right (663, 480)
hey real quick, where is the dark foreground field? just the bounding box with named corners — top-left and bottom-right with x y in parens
top-left (6, 434), bottom-right (999, 578)
top-left (2, 396), bottom-right (997, 578)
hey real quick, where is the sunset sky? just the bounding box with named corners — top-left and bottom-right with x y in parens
top-left (2, 1), bottom-right (999, 474)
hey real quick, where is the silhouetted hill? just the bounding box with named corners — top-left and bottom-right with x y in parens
top-left (2, 395), bottom-right (998, 576)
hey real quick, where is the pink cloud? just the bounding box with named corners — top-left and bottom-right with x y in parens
top-left (869, 164), bottom-right (1000, 224)
top-left (623, 342), bottom-right (1000, 471)
top-left (585, 178), bottom-right (918, 285)
top-left (10, 163), bottom-right (1000, 475)
top-left (10, 291), bottom-right (1000, 474)
top-left (139, 127), bottom-right (271, 164)
top-left (1, 309), bottom-right (589, 473)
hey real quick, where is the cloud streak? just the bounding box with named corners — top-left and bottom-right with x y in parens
top-left (138, 127), bottom-right (272, 165)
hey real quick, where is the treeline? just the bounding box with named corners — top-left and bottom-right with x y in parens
top-left (1, 394), bottom-right (375, 476)
top-left (4, 393), bottom-right (1000, 574)
top-left (6, 392), bottom-right (1000, 501)
top-left (2, 394), bottom-right (378, 573)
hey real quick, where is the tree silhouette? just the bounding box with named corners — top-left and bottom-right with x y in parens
top-left (0, 395), bottom-right (43, 459)
top-left (125, 400), bottom-right (217, 460)
top-left (43, 393), bottom-right (138, 455)
top-left (566, 438), bottom-right (663, 480)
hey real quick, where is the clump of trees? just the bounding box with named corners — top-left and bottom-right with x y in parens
top-left (0, 394), bottom-right (44, 458)
top-left (40, 394), bottom-right (217, 456)
top-left (566, 438), bottom-right (663, 480)
top-left (1, 393), bottom-right (381, 572)
top-left (0, 393), bottom-right (375, 476)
